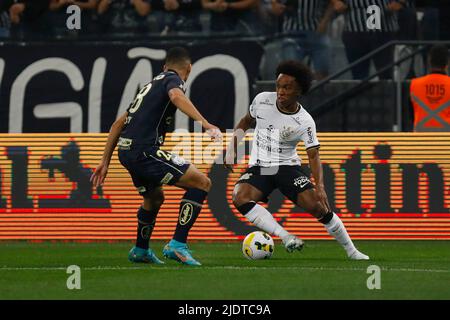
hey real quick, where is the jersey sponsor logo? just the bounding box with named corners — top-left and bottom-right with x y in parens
top-left (256, 140), bottom-right (282, 153)
top-left (260, 98), bottom-right (274, 106)
top-left (140, 225), bottom-right (152, 240)
top-left (137, 186), bottom-right (147, 193)
top-left (293, 176), bottom-right (310, 188)
top-left (307, 127), bottom-right (314, 144)
top-left (160, 173), bottom-right (174, 184)
top-left (179, 203), bottom-right (194, 225)
top-left (117, 137), bottom-right (132, 149)
top-left (239, 173), bottom-right (253, 181)
top-left (292, 116), bottom-right (302, 125)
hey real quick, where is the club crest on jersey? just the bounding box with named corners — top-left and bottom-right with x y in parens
top-left (280, 126), bottom-right (295, 140)
top-left (171, 155), bottom-right (186, 166)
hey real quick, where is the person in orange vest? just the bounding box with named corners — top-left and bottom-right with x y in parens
top-left (410, 45), bottom-right (450, 132)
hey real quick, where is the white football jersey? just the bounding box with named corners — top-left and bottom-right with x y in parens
top-left (248, 92), bottom-right (320, 167)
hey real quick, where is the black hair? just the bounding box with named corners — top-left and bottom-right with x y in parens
top-left (429, 45), bottom-right (448, 69)
top-left (166, 47), bottom-right (191, 66)
top-left (276, 60), bottom-right (313, 95)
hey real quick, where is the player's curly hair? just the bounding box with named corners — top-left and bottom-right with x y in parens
top-left (276, 60), bottom-right (313, 95)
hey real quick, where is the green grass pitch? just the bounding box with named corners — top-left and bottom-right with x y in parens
top-left (0, 240), bottom-right (449, 300)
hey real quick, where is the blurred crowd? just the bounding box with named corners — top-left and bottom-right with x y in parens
top-left (0, 0), bottom-right (449, 80)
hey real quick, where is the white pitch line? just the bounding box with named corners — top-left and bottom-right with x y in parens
top-left (0, 265), bottom-right (449, 273)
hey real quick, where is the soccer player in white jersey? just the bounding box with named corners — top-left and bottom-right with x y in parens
top-left (224, 60), bottom-right (369, 260)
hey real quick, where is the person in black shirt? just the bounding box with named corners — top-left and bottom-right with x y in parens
top-left (158, 0), bottom-right (203, 33)
top-left (0, 0), bottom-right (14, 37)
top-left (97, 0), bottom-right (152, 34)
top-left (91, 47), bottom-right (222, 266)
top-left (8, 0), bottom-right (50, 38)
top-left (333, 0), bottom-right (403, 79)
top-left (202, 0), bottom-right (260, 34)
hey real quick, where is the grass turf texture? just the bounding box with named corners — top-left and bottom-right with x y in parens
top-left (0, 241), bottom-right (449, 300)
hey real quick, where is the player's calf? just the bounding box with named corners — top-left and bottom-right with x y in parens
top-left (134, 188), bottom-right (164, 251)
top-left (318, 211), bottom-right (369, 260)
top-left (165, 165), bottom-right (210, 265)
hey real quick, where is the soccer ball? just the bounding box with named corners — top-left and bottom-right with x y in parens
top-left (242, 231), bottom-right (274, 260)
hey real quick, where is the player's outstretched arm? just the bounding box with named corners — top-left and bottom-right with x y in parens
top-left (168, 87), bottom-right (222, 142)
top-left (224, 113), bottom-right (255, 172)
top-left (90, 112), bottom-right (128, 187)
top-left (307, 147), bottom-right (331, 212)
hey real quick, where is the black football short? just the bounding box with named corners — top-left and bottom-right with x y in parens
top-left (235, 165), bottom-right (314, 203)
top-left (118, 145), bottom-right (190, 195)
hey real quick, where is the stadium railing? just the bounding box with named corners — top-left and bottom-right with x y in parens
top-left (258, 40), bottom-right (450, 132)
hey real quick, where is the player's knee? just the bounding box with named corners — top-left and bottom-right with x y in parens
top-left (144, 192), bottom-right (164, 210)
top-left (232, 192), bottom-right (251, 210)
top-left (152, 194), bottom-right (165, 209)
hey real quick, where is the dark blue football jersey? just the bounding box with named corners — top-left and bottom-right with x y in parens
top-left (120, 70), bottom-right (185, 146)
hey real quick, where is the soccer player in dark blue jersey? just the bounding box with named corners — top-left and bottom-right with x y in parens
top-left (91, 47), bottom-right (222, 266)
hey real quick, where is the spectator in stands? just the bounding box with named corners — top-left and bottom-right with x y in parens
top-left (334, 0), bottom-right (404, 80)
top-left (0, 0), bottom-right (13, 37)
top-left (201, 0), bottom-right (260, 35)
top-left (396, 0), bottom-right (416, 40)
top-left (8, 0), bottom-right (51, 38)
top-left (409, 45), bottom-right (450, 132)
top-left (49, 0), bottom-right (100, 36)
top-left (269, 0), bottom-right (335, 80)
top-left (97, 0), bottom-right (152, 34)
top-left (156, 0), bottom-right (203, 34)
top-left (256, 0), bottom-right (278, 35)
top-left (416, 0), bottom-right (450, 41)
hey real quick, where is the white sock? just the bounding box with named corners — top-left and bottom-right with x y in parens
top-left (245, 203), bottom-right (289, 239)
top-left (323, 213), bottom-right (356, 255)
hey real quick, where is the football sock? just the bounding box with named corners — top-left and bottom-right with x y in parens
top-left (238, 202), bottom-right (289, 239)
top-left (173, 188), bottom-right (208, 243)
top-left (135, 206), bottom-right (158, 250)
top-left (320, 212), bottom-right (356, 255)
